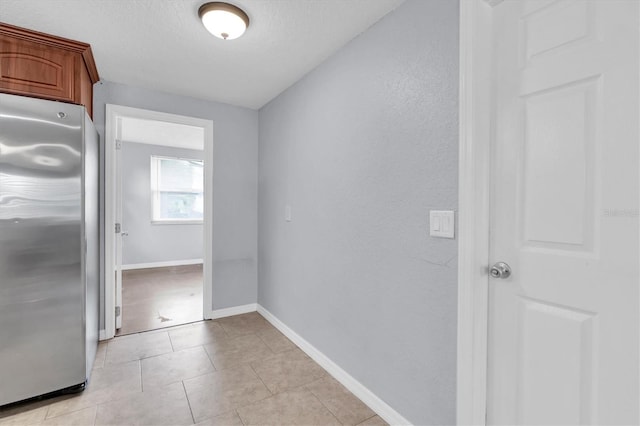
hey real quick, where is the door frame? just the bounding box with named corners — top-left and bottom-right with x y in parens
top-left (104, 104), bottom-right (214, 340)
top-left (457, 0), bottom-right (500, 424)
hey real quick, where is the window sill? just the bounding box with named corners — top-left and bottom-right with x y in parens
top-left (151, 220), bottom-right (204, 225)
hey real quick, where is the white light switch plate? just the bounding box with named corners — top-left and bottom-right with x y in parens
top-left (430, 210), bottom-right (455, 238)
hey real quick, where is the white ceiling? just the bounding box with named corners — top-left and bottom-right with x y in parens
top-left (0, 0), bottom-right (406, 109)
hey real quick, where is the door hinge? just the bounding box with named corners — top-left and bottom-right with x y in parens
top-left (115, 140), bottom-right (122, 150)
top-left (115, 306), bottom-right (121, 317)
top-left (115, 223), bottom-right (121, 233)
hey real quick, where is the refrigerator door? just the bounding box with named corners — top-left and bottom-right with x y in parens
top-left (83, 112), bottom-right (99, 377)
top-left (0, 94), bottom-right (86, 405)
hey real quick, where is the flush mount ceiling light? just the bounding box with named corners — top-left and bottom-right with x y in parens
top-left (198, 2), bottom-right (250, 40)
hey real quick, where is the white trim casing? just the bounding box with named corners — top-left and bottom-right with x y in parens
top-left (105, 104), bottom-right (116, 340)
top-left (105, 104), bottom-right (214, 338)
top-left (457, 0), bottom-right (493, 425)
top-left (202, 120), bottom-right (214, 321)
top-left (257, 305), bottom-right (412, 426)
top-left (121, 259), bottom-right (203, 271)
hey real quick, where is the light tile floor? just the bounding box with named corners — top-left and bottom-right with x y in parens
top-left (118, 265), bottom-right (204, 335)
top-left (0, 313), bottom-right (387, 426)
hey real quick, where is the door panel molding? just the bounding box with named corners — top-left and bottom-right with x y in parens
top-left (461, 1), bottom-right (639, 424)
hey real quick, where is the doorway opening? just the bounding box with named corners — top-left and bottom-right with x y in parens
top-left (117, 138), bottom-right (205, 335)
top-left (105, 105), bottom-right (214, 339)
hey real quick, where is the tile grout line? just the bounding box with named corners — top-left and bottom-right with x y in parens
top-left (138, 359), bottom-right (144, 393)
top-left (44, 404), bottom-right (89, 421)
top-left (167, 330), bottom-right (176, 352)
top-left (356, 413), bottom-right (380, 426)
top-left (247, 345), bottom-right (328, 396)
top-left (306, 387), bottom-right (345, 426)
top-left (92, 404), bottom-right (98, 426)
top-left (43, 402), bottom-right (51, 422)
top-left (198, 343), bottom-right (217, 373)
top-left (249, 363), bottom-right (274, 397)
top-left (254, 330), bottom-right (278, 354)
top-left (202, 343), bottom-right (219, 372)
top-left (254, 331), bottom-right (278, 361)
top-left (305, 378), bottom-right (379, 426)
top-left (42, 404), bottom-right (100, 425)
top-left (226, 363), bottom-right (280, 415)
top-left (181, 381), bottom-right (196, 425)
top-left (234, 408), bottom-right (246, 426)
top-left (103, 340), bottom-right (111, 367)
top-left (215, 320), bottom-right (231, 339)
top-left (284, 373), bottom-right (329, 395)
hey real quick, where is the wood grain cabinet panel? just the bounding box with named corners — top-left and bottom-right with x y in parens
top-left (0, 23), bottom-right (99, 117)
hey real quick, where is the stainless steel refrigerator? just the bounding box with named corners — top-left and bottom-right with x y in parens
top-left (0, 93), bottom-right (99, 406)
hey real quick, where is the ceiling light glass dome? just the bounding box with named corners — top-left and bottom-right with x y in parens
top-left (199, 2), bottom-right (250, 40)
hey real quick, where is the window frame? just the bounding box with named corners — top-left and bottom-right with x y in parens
top-left (150, 155), bottom-right (204, 225)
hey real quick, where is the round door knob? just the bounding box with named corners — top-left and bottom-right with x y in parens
top-left (490, 262), bottom-right (511, 279)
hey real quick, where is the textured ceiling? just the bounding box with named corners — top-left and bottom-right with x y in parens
top-left (0, 0), bottom-right (406, 109)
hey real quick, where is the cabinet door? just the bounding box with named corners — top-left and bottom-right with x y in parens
top-left (0, 36), bottom-right (75, 103)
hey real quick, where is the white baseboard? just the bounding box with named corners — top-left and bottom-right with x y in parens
top-left (121, 259), bottom-right (203, 270)
top-left (257, 304), bottom-right (411, 426)
top-left (205, 303), bottom-right (257, 320)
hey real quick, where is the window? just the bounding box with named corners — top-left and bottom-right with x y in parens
top-left (150, 156), bottom-right (204, 223)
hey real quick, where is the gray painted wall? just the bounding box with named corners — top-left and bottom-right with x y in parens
top-left (121, 142), bottom-right (204, 265)
top-left (257, 0), bottom-right (459, 424)
top-left (94, 81), bottom-right (259, 329)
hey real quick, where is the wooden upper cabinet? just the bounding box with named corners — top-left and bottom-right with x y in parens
top-left (0, 23), bottom-right (99, 118)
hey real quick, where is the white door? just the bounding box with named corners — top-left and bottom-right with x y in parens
top-left (487, 1), bottom-right (638, 425)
